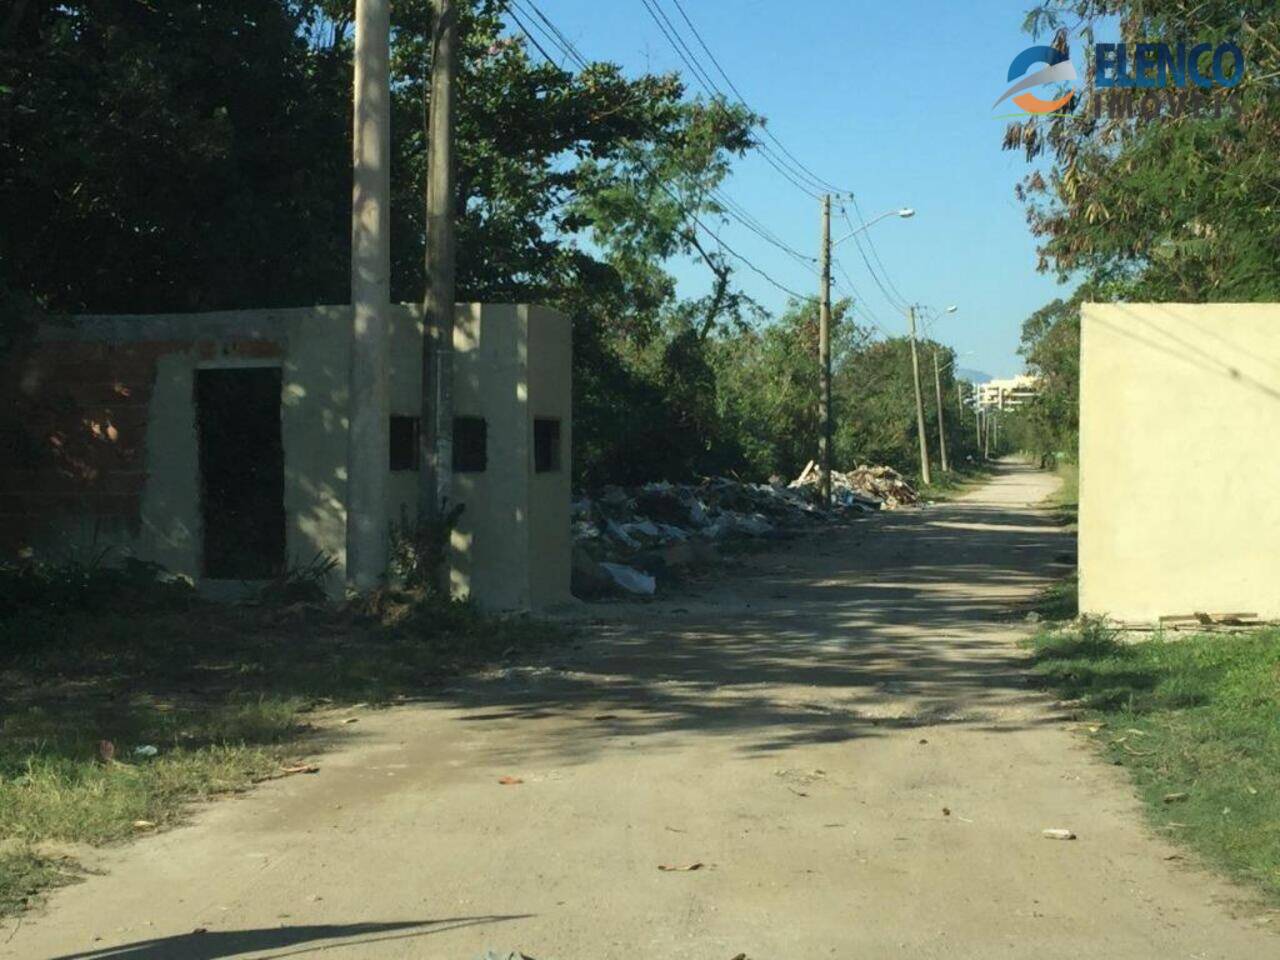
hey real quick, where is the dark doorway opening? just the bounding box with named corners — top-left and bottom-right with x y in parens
top-left (196, 367), bottom-right (286, 579)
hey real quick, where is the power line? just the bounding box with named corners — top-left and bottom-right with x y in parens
top-left (501, 2), bottom-right (560, 66)
top-left (849, 195), bottom-right (911, 308)
top-left (838, 204), bottom-right (911, 316)
top-left (502, 0), bottom-right (818, 305)
top-left (831, 258), bottom-right (893, 340)
top-left (635, 0), bottom-right (825, 200)
top-left (666, 0), bottom-right (853, 197)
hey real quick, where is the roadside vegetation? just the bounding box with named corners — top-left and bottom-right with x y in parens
top-left (0, 557), bottom-right (563, 916)
top-left (1028, 622), bottom-right (1280, 901)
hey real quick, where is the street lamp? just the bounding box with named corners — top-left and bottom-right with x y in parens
top-left (816, 201), bottom-right (915, 507)
top-left (925, 307), bottom-right (964, 475)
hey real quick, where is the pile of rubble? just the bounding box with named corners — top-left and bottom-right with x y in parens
top-left (572, 464), bottom-right (920, 598)
top-left (790, 461), bottom-right (922, 511)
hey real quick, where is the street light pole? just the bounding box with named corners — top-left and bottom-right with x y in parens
top-left (347, 0), bottom-right (391, 591)
top-left (822, 204), bottom-right (915, 502)
top-left (818, 195), bottom-right (832, 507)
top-left (907, 305), bottom-right (931, 486)
top-left (932, 348), bottom-right (949, 473)
top-left (421, 0), bottom-right (458, 530)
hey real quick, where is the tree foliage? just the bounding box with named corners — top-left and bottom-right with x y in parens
top-left (1005, 1), bottom-right (1280, 301)
top-left (3, 0), bottom-right (972, 489)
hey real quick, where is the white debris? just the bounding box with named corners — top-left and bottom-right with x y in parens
top-left (598, 562), bottom-right (656, 596)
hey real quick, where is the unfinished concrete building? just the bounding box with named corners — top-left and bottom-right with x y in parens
top-left (3, 304), bottom-right (572, 610)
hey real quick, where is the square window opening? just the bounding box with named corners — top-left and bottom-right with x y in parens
top-left (389, 416), bottom-right (419, 471)
top-left (534, 417), bottom-right (561, 473)
top-left (454, 416), bottom-right (487, 473)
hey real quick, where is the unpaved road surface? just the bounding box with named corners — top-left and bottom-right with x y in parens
top-left (8, 463), bottom-right (1276, 959)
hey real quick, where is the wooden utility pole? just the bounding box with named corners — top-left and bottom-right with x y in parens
top-left (932, 349), bottom-right (949, 473)
top-left (817, 195), bottom-right (832, 507)
top-left (347, 0), bottom-right (391, 590)
top-left (907, 306), bottom-right (932, 486)
top-left (420, 0), bottom-right (458, 524)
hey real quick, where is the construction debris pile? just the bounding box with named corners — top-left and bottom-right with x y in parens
top-left (572, 463), bottom-right (920, 598)
top-left (790, 461), bottom-right (922, 511)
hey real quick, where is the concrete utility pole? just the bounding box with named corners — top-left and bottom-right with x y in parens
top-left (347, 0), bottom-right (392, 591)
top-left (817, 194), bottom-right (832, 507)
top-left (907, 306), bottom-right (932, 486)
top-left (420, 0), bottom-right (458, 524)
top-left (932, 349), bottom-right (949, 473)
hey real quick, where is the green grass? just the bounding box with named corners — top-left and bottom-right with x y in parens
top-left (0, 846), bottom-right (71, 917)
top-left (1028, 622), bottom-right (1280, 899)
top-left (1030, 572), bottom-right (1078, 622)
top-left (0, 590), bottom-right (565, 916)
top-left (1048, 460), bottom-right (1078, 525)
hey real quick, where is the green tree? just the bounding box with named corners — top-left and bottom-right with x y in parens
top-left (1006, 2), bottom-right (1280, 301)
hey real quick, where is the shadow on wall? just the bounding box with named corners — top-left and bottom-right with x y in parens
top-left (1093, 302), bottom-right (1280, 404)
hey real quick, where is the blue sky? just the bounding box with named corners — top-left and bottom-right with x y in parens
top-left (526, 0), bottom-right (1073, 378)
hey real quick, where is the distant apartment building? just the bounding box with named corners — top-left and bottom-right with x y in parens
top-left (976, 374), bottom-right (1039, 410)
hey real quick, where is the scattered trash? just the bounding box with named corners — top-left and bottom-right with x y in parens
top-left (477, 952), bottom-right (536, 960)
top-left (942, 807), bottom-right (951, 817)
top-left (1163, 792), bottom-right (1189, 804)
top-left (254, 762), bottom-right (320, 783)
top-left (598, 562), bottom-right (656, 596)
top-left (1042, 828), bottom-right (1076, 840)
top-left (98, 740), bottom-right (116, 764)
top-left (132, 820), bottom-right (156, 830)
top-left (1025, 611), bottom-right (1042, 623)
top-left (570, 464), bottom-right (918, 598)
top-left (340, 717), bottom-right (359, 725)
top-left (133, 745), bottom-right (159, 758)
top-left (497, 776), bottom-right (524, 786)
top-left (658, 862), bottom-right (703, 872)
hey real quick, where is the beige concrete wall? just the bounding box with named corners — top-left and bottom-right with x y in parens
top-left (1080, 303), bottom-right (1280, 622)
top-left (31, 303), bottom-right (571, 609)
top-left (525, 305), bottom-right (572, 606)
top-left (449, 303), bottom-right (531, 608)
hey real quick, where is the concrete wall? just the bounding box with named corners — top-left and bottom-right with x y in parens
top-left (1080, 303), bottom-right (1280, 622)
top-left (8, 303), bottom-right (572, 610)
top-left (525, 305), bottom-right (573, 606)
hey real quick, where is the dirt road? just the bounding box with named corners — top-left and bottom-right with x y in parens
top-left (9, 463), bottom-right (1275, 959)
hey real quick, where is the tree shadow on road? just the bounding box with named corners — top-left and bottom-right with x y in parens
top-left (44, 916), bottom-right (533, 960)
top-left (423, 466), bottom-right (1078, 763)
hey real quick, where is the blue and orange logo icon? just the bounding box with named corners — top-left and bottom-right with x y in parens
top-left (994, 45), bottom-right (1077, 115)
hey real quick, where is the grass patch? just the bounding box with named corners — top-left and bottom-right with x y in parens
top-left (1030, 572), bottom-right (1078, 622)
top-left (0, 573), bottom-right (566, 916)
top-left (1047, 460), bottom-right (1078, 525)
top-left (0, 847), bottom-right (73, 917)
top-left (1027, 621), bottom-right (1280, 899)
top-left (917, 462), bottom-right (997, 502)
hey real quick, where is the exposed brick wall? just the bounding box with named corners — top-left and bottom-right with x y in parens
top-left (0, 336), bottom-right (283, 555)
